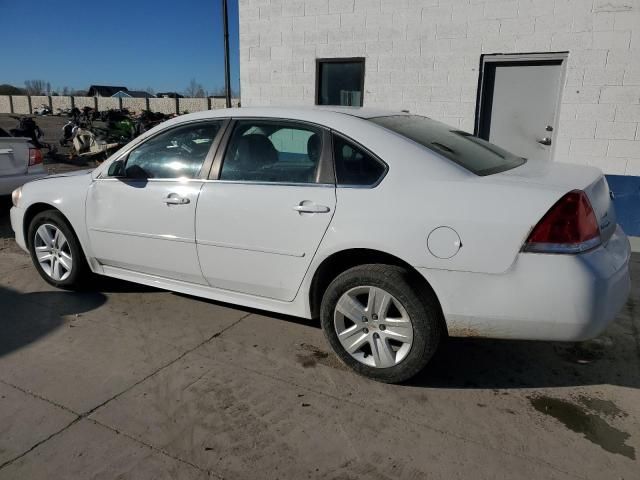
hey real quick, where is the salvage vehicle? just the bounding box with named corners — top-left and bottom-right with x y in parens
top-left (1, 128), bottom-right (46, 195)
top-left (10, 108), bottom-right (631, 383)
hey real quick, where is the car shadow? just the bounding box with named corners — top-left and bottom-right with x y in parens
top-left (91, 275), bottom-right (158, 293)
top-left (0, 285), bottom-right (107, 358)
top-left (0, 196), bottom-right (14, 241)
top-left (406, 332), bottom-right (640, 390)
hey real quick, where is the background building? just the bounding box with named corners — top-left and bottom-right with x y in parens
top-left (238, 0), bottom-right (640, 234)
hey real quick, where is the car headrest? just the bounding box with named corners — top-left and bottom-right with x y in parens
top-left (236, 134), bottom-right (278, 168)
top-left (307, 133), bottom-right (321, 163)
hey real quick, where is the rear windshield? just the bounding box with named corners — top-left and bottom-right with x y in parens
top-left (369, 115), bottom-right (526, 176)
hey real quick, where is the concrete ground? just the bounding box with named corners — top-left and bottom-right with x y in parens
top-left (0, 198), bottom-right (639, 479)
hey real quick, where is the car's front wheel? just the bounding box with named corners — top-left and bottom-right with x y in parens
top-left (28, 210), bottom-right (90, 289)
top-left (320, 264), bottom-right (442, 383)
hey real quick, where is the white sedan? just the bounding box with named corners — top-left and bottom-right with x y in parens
top-left (10, 107), bottom-right (631, 383)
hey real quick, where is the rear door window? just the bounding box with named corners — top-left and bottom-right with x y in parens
top-left (369, 115), bottom-right (525, 176)
top-left (220, 121), bottom-right (324, 184)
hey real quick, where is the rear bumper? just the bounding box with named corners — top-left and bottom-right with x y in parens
top-left (0, 169), bottom-right (47, 196)
top-left (10, 206), bottom-right (27, 252)
top-left (421, 225), bottom-right (631, 341)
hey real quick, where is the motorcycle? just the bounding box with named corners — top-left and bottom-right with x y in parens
top-left (10, 116), bottom-right (44, 147)
top-left (33, 104), bottom-right (52, 115)
top-left (10, 115), bottom-right (57, 155)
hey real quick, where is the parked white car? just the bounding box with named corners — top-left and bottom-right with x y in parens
top-left (10, 107), bottom-right (631, 382)
top-left (0, 128), bottom-right (47, 195)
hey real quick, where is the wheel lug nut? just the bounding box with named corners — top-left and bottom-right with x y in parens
top-left (362, 316), bottom-right (368, 323)
top-left (363, 328), bottom-right (369, 334)
top-left (379, 324), bottom-right (386, 331)
top-left (372, 314), bottom-right (378, 320)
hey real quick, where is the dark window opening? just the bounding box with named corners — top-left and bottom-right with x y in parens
top-left (316, 58), bottom-right (365, 107)
top-left (333, 134), bottom-right (386, 186)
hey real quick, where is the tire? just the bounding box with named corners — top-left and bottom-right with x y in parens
top-left (27, 210), bottom-right (91, 290)
top-left (320, 264), bottom-right (442, 383)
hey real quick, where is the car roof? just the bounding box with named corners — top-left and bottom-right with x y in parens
top-left (172, 106), bottom-right (409, 124)
top-left (309, 106), bottom-right (409, 119)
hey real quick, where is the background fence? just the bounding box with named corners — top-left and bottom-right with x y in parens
top-left (0, 95), bottom-right (240, 115)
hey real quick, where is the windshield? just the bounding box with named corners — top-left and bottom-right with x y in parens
top-left (369, 115), bottom-right (526, 176)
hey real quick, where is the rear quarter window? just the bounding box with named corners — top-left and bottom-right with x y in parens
top-left (333, 134), bottom-right (386, 186)
top-left (369, 115), bottom-right (525, 176)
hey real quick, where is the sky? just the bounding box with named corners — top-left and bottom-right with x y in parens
top-left (0, 0), bottom-right (240, 95)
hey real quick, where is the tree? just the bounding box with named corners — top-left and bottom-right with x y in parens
top-left (209, 86), bottom-right (226, 97)
top-left (0, 84), bottom-right (25, 95)
top-left (24, 80), bottom-right (47, 95)
top-left (185, 78), bottom-right (206, 98)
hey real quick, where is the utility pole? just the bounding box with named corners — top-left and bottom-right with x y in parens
top-left (222, 0), bottom-right (232, 108)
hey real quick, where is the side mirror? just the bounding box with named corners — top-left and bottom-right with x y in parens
top-left (107, 159), bottom-right (125, 177)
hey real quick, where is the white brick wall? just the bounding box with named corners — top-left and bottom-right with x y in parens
top-left (239, 0), bottom-right (640, 175)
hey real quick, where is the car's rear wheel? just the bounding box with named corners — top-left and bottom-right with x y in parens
top-left (28, 210), bottom-right (90, 289)
top-left (320, 264), bottom-right (442, 383)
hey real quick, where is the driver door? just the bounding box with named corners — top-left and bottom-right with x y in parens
top-left (86, 120), bottom-right (226, 284)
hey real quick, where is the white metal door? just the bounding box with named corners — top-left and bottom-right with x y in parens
top-left (86, 179), bottom-right (206, 284)
top-left (195, 183), bottom-right (335, 301)
top-left (479, 58), bottom-right (565, 162)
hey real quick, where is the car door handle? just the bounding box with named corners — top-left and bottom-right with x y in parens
top-left (164, 194), bottom-right (190, 205)
top-left (0, 148), bottom-right (13, 154)
top-left (293, 203), bottom-right (330, 214)
top-left (537, 137), bottom-right (552, 146)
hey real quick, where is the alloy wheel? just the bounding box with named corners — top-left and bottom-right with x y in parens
top-left (334, 286), bottom-right (414, 368)
top-left (34, 224), bottom-right (73, 281)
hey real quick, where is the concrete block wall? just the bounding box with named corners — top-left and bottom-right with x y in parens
top-left (149, 97), bottom-right (177, 114)
top-left (211, 97), bottom-right (241, 108)
top-left (74, 96), bottom-right (95, 110)
top-left (11, 96), bottom-right (30, 114)
top-left (30, 96), bottom-right (49, 109)
top-left (179, 98), bottom-right (209, 113)
top-left (0, 96), bottom-right (10, 113)
top-left (0, 95), bottom-right (241, 116)
top-left (122, 97), bottom-right (147, 112)
top-left (51, 96), bottom-right (72, 111)
top-left (97, 97), bottom-right (120, 111)
top-left (238, 0), bottom-right (640, 175)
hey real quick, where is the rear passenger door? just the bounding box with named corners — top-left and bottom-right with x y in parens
top-left (195, 119), bottom-right (336, 301)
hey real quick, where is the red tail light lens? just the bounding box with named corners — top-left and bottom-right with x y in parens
top-left (28, 148), bottom-right (43, 166)
top-left (524, 190), bottom-right (601, 254)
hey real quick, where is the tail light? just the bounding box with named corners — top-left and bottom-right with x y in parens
top-left (28, 148), bottom-right (43, 166)
top-left (523, 190), bottom-right (601, 254)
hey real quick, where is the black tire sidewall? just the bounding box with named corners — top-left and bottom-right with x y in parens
top-left (320, 264), bottom-right (441, 383)
top-left (27, 210), bottom-right (88, 289)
